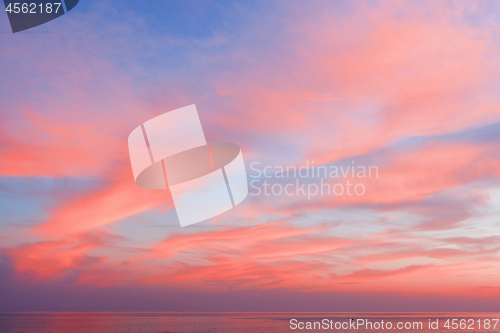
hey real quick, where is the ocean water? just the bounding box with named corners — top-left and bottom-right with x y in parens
top-left (0, 312), bottom-right (498, 333)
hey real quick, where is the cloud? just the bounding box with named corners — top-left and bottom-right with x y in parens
top-left (1, 0), bottom-right (500, 309)
top-left (35, 173), bottom-right (174, 238)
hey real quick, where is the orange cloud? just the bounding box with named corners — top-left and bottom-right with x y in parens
top-left (35, 173), bottom-right (173, 239)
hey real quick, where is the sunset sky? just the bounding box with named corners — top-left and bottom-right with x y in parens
top-left (1, 0), bottom-right (500, 311)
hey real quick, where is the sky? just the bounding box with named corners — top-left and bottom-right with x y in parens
top-left (1, 0), bottom-right (500, 311)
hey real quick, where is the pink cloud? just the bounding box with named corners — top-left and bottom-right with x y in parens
top-left (1, 0), bottom-right (500, 305)
top-left (35, 173), bottom-right (173, 239)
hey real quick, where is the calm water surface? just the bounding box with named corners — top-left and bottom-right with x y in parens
top-left (0, 312), bottom-right (498, 333)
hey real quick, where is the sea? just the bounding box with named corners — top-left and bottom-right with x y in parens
top-left (0, 312), bottom-right (498, 333)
